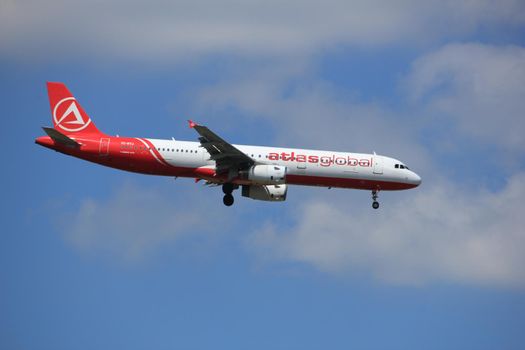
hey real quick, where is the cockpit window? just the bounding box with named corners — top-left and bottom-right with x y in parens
top-left (395, 164), bottom-right (410, 170)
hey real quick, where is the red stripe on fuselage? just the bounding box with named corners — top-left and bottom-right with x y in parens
top-left (286, 174), bottom-right (416, 191)
top-left (136, 138), bottom-right (171, 167)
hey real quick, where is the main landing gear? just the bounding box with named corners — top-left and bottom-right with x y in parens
top-left (222, 183), bottom-right (237, 207)
top-left (372, 190), bottom-right (380, 209)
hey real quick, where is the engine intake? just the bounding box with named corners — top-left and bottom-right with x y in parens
top-left (242, 184), bottom-right (288, 202)
top-left (243, 165), bottom-right (286, 185)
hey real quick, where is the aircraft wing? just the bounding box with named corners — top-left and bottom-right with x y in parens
top-left (188, 120), bottom-right (254, 177)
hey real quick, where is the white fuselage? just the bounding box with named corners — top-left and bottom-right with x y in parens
top-left (144, 138), bottom-right (421, 190)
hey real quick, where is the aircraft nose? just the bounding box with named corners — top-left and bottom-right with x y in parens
top-left (411, 172), bottom-right (422, 186)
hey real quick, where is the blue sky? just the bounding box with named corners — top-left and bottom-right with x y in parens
top-left (2, 1), bottom-right (525, 349)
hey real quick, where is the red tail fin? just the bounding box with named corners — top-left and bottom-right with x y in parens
top-left (47, 82), bottom-right (104, 135)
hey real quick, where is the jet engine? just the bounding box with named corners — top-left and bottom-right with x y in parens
top-left (242, 165), bottom-right (286, 185)
top-left (241, 184), bottom-right (288, 202)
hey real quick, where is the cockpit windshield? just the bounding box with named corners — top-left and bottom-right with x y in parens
top-left (395, 164), bottom-right (410, 170)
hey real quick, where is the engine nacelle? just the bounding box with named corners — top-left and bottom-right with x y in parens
top-left (244, 165), bottom-right (287, 185)
top-left (241, 184), bottom-right (288, 202)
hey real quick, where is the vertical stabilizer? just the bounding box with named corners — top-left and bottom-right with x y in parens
top-left (47, 82), bottom-right (104, 135)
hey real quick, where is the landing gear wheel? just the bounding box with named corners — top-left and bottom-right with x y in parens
top-left (223, 194), bottom-right (234, 206)
top-left (371, 189), bottom-right (380, 209)
top-left (222, 183), bottom-right (234, 194)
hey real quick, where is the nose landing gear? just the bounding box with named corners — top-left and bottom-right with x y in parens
top-left (222, 183), bottom-right (237, 206)
top-left (223, 194), bottom-right (234, 206)
top-left (372, 190), bottom-right (380, 209)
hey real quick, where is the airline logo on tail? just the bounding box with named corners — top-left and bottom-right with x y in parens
top-left (53, 97), bottom-right (92, 132)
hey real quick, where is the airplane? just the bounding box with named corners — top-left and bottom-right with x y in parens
top-left (35, 82), bottom-right (421, 208)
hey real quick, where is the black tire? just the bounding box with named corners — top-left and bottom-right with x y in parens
top-left (223, 194), bottom-right (234, 206)
top-left (372, 201), bottom-right (379, 209)
top-left (222, 183), bottom-right (234, 194)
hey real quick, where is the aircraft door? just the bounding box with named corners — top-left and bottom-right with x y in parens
top-left (99, 138), bottom-right (110, 156)
top-left (373, 156), bottom-right (383, 174)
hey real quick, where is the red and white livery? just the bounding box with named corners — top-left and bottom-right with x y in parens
top-left (36, 82), bottom-right (421, 208)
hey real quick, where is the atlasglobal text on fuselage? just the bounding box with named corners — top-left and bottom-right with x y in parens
top-left (35, 82), bottom-right (421, 208)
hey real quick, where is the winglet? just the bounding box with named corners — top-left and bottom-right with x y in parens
top-left (188, 120), bottom-right (197, 128)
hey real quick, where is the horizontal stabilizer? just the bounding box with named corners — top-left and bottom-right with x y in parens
top-left (42, 127), bottom-right (80, 147)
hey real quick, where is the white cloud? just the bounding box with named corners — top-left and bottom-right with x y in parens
top-left (59, 182), bottom-right (225, 262)
top-left (248, 173), bottom-right (525, 287)
top-left (1, 0), bottom-right (524, 61)
top-left (404, 43), bottom-right (525, 152)
top-left (193, 60), bottom-right (434, 176)
top-left (193, 42), bottom-right (525, 171)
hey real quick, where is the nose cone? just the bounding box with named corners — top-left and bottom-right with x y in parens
top-left (410, 172), bottom-right (422, 187)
